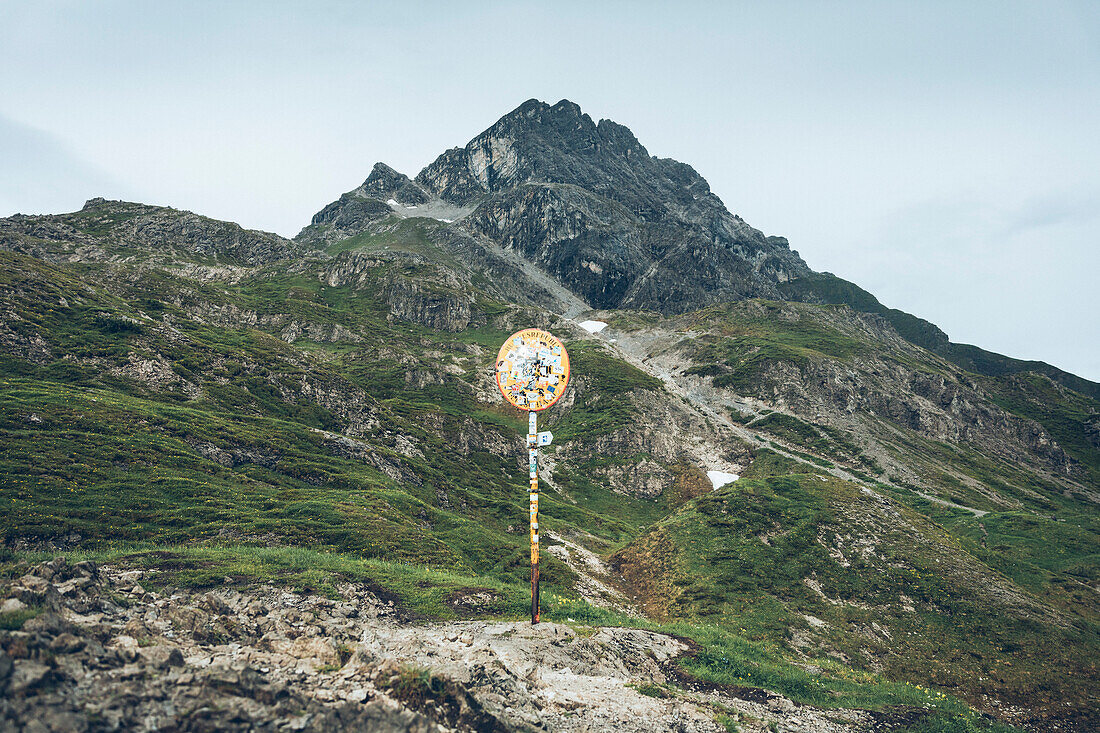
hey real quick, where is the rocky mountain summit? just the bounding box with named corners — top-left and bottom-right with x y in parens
top-left (296, 99), bottom-right (1096, 400)
top-left (299, 99), bottom-right (809, 312)
top-left (0, 198), bottom-right (302, 270)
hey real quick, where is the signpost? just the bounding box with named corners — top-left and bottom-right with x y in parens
top-left (494, 328), bottom-right (571, 624)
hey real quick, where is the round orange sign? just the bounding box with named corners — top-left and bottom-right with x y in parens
top-left (495, 329), bottom-right (570, 412)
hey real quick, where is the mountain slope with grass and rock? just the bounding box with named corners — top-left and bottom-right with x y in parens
top-left (1, 99), bottom-right (1096, 732)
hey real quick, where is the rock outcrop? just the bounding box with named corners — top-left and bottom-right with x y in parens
top-left (0, 199), bottom-right (303, 268)
top-left (301, 99), bottom-right (810, 313)
top-left (1, 558), bottom-right (893, 733)
top-left (295, 163), bottom-right (432, 246)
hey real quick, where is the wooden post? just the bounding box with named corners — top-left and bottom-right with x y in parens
top-left (528, 410), bottom-right (540, 624)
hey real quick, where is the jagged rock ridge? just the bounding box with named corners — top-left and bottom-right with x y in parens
top-left (299, 99), bottom-right (810, 312)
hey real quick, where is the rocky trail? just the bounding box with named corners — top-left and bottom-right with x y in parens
top-left (911, 490), bottom-right (988, 518)
top-left (571, 319), bottom-right (1001, 518)
top-left (1, 558), bottom-right (917, 732)
top-left (569, 320), bottom-right (855, 482)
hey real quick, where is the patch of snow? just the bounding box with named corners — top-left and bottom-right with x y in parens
top-left (578, 320), bottom-right (608, 334)
top-left (406, 204), bottom-right (417, 209)
top-left (386, 198), bottom-right (398, 206)
top-left (441, 218), bottom-right (453, 223)
top-left (707, 470), bottom-right (739, 489)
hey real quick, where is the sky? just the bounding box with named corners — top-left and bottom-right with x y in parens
top-left (2, 1), bottom-right (1098, 380)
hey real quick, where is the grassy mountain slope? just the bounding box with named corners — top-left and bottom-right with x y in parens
top-left (601, 300), bottom-right (1098, 730)
top-left (612, 470), bottom-right (1097, 730)
top-left (1, 201), bottom-right (1096, 732)
top-left (780, 272), bottom-right (1100, 401)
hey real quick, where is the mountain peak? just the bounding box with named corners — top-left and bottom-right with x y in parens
top-left (414, 99), bottom-right (663, 209)
top-left (288, 98), bottom-right (811, 311)
top-left (494, 99), bottom-right (646, 159)
top-left (507, 98), bottom-right (586, 122)
top-left (359, 162), bottom-right (428, 205)
top-left (365, 161), bottom-right (403, 184)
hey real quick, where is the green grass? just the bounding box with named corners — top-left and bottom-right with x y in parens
top-left (320, 216), bottom-right (505, 303)
top-left (746, 413), bottom-right (880, 473)
top-left (0, 606), bottom-right (40, 630)
top-left (682, 301), bottom-right (870, 394)
top-left (612, 473), bottom-right (1099, 728)
top-left (778, 272), bottom-right (950, 353)
top-left (878, 424), bottom-right (1084, 517)
top-left (981, 373), bottom-right (1100, 486)
top-left (717, 713), bottom-right (741, 732)
top-left (552, 340), bottom-right (663, 442)
top-left (0, 543), bottom-right (532, 620)
top-left (548, 460), bottom-right (675, 542)
top-left (0, 272), bottom-right (687, 588)
top-left (0, 372), bottom-right (585, 590)
top-left (778, 272), bottom-right (1100, 404)
top-left (740, 448), bottom-right (826, 479)
top-left (630, 682), bottom-right (670, 698)
top-left (937, 510), bottom-right (1100, 619)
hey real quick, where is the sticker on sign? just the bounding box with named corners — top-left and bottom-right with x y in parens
top-left (494, 329), bottom-right (571, 412)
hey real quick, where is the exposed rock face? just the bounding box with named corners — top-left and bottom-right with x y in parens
top-left (462, 184), bottom-right (647, 308)
top-left (1, 558), bottom-right (890, 733)
top-left (305, 248), bottom-right (477, 332)
top-left (304, 193), bottom-right (391, 244)
top-left (360, 163), bottom-right (431, 205)
top-left (380, 265), bottom-right (475, 333)
top-left (418, 99), bottom-right (725, 219)
top-left (761, 356), bottom-right (1075, 474)
top-left (556, 380), bottom-right (750, 500)
top-left (0, 558), bottom-right (452, 731)
top-left (299, 99), bottom-right (810, 313)
top-left (110, 206), bottom-right (299, 267)
top-left (600, 299), bottom-right (1080, 481)
top-left (413, 99), bottom-right (810, 312)
top-left (296, 163), bottom-right (433, 246)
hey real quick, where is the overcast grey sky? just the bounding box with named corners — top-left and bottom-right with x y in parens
top-left (2, 0), bottom-right (1098, 380)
